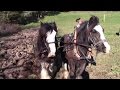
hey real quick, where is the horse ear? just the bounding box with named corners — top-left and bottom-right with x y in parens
top-left (53, 21), bottom-right (57, 26)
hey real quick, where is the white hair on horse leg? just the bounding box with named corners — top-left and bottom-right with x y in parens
top-left (63, 70), bottom-right (69, 79)
top-left (63, 63), bottom-right (68, 71)
top-left (62, 63), bottom-right (69, 79)
top-left (40, 62), bottom-right (51, 79)
top-left (49, 63), bottom-right (53, 73)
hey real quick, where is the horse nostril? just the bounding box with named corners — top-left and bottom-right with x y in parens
top-left (104, 47), bottom-right (110, 53)
top-left (116, 32), bottom-right (120, 36)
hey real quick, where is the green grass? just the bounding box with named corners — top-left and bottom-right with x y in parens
top-left (27, 11), bottom-right (120, 78)
top-left (23, 22), bottom-right (40, 29)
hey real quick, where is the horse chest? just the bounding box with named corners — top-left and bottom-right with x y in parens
top-left (63, 34), bottom-right (80, 60)
top-left (63, 34), bottom-right (74, 50)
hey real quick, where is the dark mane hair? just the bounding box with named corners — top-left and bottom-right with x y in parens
top-left (49, 22), bottom-right (58, 32)
top-left (88, 15), bottom-right (99, 26)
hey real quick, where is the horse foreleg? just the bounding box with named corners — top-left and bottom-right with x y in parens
top-left (68, 59), bottom-right (76, 79)
top-left (62, 63), bottom-right (69, 79)
top-left (75, 60), bottom-right (87, 79)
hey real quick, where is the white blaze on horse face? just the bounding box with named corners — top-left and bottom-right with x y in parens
top-left (46, 30), bottom-right (56, 57)
top-left (94, 25), bottom-right (110, 53)
top-left (41, 68), bottom-right (50, 79)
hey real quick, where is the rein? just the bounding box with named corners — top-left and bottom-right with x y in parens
top-left (60, 39), bottom-right (94, 63)
top-left (47, 42), bottom-right (57, 44)
top-left (93, 39), bottom-right (107, 47)
top-left (77, 47), bottom-right (96, 64)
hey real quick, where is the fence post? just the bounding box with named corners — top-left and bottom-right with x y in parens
top-left (104, 14), bottom-right (105, 22)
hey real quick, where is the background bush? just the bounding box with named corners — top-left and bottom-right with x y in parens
top-left (0, 11), bottom-right (60, 25)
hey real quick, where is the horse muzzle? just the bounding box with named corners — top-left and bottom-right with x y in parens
top-left (47, 52), bottom-right (56, 58)
top-left (104, 43), bottom-right (110, 54)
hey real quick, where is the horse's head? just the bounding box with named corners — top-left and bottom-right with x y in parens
top-left (87, 15), bottom-right (110, 53)
top-left (36, 22), bottom-right (58, 58)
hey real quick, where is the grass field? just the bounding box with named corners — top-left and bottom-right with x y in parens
top-left (27, 11), bottom-right (120, 79)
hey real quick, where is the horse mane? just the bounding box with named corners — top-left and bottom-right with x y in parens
top-left (88, 15), bottom-right (99, 26)
top-left (40, 22), bottom-right (54, 33)
top-left (35, 29), bottom-right (46, 58)
top-left (35, 22), bottom-right (51, 57)
top-left (49, 22), bottom-right (58, 32)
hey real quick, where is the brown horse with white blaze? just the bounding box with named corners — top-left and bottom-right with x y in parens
top-left (35, 22), bottom-right (59, 79)
top-left (60, 15), bottom-right (110, 79)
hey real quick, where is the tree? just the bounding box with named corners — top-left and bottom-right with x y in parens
top-left (0, 11), bottom-right (60, 25)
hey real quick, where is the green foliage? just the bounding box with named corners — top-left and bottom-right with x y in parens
top-left (0, 11), bottom-right (60, 25)
top-left (0, 11), bottom-right (22, 23)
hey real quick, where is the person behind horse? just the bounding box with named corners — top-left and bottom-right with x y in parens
top-left (73, 18), bottom-right (85, 59)
top-left (75, 18), bottom-right (84, 28)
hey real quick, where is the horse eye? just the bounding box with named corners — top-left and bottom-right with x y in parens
top-left (92, 29), bottom-right (97, 33)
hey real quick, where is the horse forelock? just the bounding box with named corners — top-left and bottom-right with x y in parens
top-left (76, 17), bottom-right (100, 44)
top-left (88, 15), bottom-right (99, 26)
top-left (49, 22), bottom-right (58, 32)
top-left (76, 21), bottom-right (89, 43)
top-left (42, 23), bottom-right (53, 33)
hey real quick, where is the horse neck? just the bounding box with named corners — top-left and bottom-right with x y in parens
top-left (36, 32), bottom-right (47, 57)
top-left (75, 22), bottom-right (92, 47)
top-left (85, 22), bottom-right (97, 42)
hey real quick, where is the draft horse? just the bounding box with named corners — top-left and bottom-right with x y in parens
top-left (60, 15), bottom-right (110, 79)
top-left (35, 22), bottom-right (60, 79)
